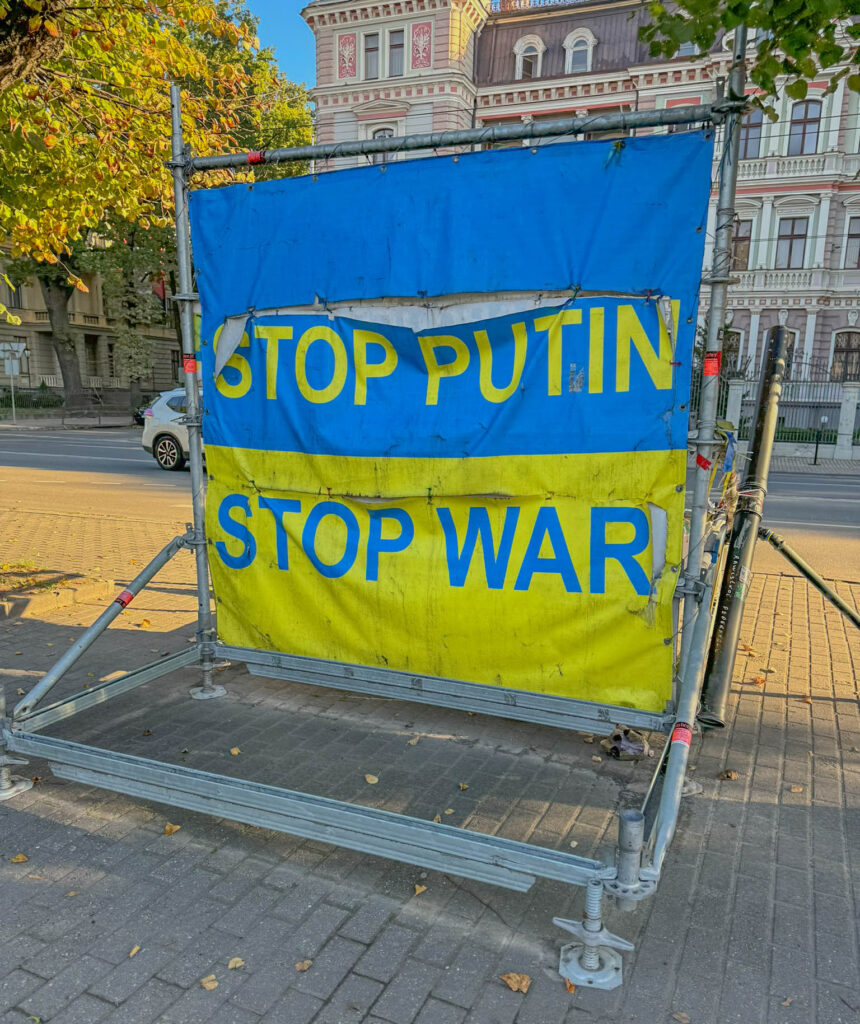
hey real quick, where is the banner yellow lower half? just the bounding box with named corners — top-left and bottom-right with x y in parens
top-left (205, 446), bottom-right (684, 712)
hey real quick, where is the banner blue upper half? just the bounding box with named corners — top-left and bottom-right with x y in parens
top-left (201, 298), bottom-right (693, 457)
top-left (188, 132), bottom-right (714, 327)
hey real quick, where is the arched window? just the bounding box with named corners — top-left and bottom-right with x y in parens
top-left (513, 35), bottom-right (545, 80)
top-left (788, 99), bottom-right (821, 157)
top-left (739, 107), bottom-right (763, 160)
top-left (563, 29), bottom-right (596, 74)
top-left (371, 126), bottom-right (394, 165)
top-left (831, 331), bottom-right (860, 382)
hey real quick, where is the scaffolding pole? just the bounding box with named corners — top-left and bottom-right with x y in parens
top-left (682, 27), bottom-right (748, 650)
top-left (169, 85), bottom-right (225, 700)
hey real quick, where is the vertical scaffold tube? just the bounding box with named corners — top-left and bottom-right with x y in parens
top-left (169, 85), bottom-right (225, 700)
top-left (682, 27), bottom-right (747, 648)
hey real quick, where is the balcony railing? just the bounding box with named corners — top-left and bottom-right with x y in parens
top-left (732, 151), bottom-right (859, 181)
top-left (732, 268), bottom-right (860, 292)
top-left (490, 0), bottom-right (591, 10)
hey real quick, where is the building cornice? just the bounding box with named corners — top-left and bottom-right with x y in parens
top-left (304, 0), bottom-right (487, 31)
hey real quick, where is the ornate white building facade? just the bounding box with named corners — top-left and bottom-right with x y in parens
top-left (302, 0), bottom-right (860, 384)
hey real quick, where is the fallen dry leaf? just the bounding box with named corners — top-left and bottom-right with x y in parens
top-left (718, 770), bottom-right (739, 781)
top-left (65, 891), bottom-right (78, 897)
top-left (228, 957), bottom-right (245, 970)
top-left (139, 619), bottom-right (151, 629)
top-left (500, 972), bottom-right (531, 994)
top-left (781, 997), bottom-right (794, 1007)
top-left (591, 755), bottom-right (602, 764)
top-left (760, 668), bottom-right (776, 674)
top-left (752, 675), bottom-right (766, 687)
top-left (199, 975), bottom-right (218, 991)
top-left (31, 777), bottom-right (41, 786)
top-left (582, 734), bottom-right (594, 743)
top-left (458, 783), bottom-right (469, 791)
top-left (26, 874), bottom-right (46, 881)
top-left (10, 854), bottom-right (28, 863)
top-left (740, 644), bottom-right (758, 655)
top-left (565, 980), bottom-right (576, 993)
top-left (800, 697), bottom-right (813, 705)
top-left (229, 747), bottom-right (241, 756)
top-left (295, 960), bottom-right (313, 972)
top-left (432, 813), bottom-right (442, 823)
top-left (413, 884), bottom-right (427, 896)
top-left (407, 736), bottom-right (420, 746)
top-left (142, 729), bottom-right (152, 737)
top-left (444, 808), bottom-right (454, 815)
top-left (364, 774), bottom-right (378, 785)
top-left (163, 823), bottom-right (181, 836)
top-left (790, 785), bottom-right (804, 793)
top-left (672, 1014), bottom-right (691, 1024)
top-left (129, 946), bottom-right (140, 958)
top-left (15, 688), bottom-right (24, 695)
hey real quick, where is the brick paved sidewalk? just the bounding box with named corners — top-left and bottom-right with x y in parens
top-left (1, 560), bottom-right (859, 1023)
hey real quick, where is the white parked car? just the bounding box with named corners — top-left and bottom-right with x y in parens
top-left (141, 387), bottom-right (198, 470)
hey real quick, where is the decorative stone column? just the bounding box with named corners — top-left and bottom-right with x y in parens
top-left (725, 379), bottom-right (748, 433)
top-left (835, 383), bottom-right (860, 460)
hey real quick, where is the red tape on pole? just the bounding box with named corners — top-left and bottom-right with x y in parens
top-left (114, 589), bottom-right (134, 608)
top-left (703, 352), bottom-right (721, 376)
top-left (671, 722), bottom-right (693, 746)
top-left (182, 354), bottom-right (197, 374)
top-left (696, 454), bottom-right (712, 471)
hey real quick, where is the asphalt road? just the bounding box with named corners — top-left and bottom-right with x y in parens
top-left (0, 426), bottom-right (857, 579)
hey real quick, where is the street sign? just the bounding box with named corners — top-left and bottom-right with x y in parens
top-left (0, 341), bottom-right (26, 359)
top-left (4, 358), bottom-right (20, 377)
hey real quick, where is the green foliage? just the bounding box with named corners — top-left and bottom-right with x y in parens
top-left (640, 1), bottom-right (860, 104)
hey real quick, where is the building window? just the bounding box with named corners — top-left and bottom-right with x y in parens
top-left (388, 29), bottom-right (404, 77)
top-left (513, 35), bottom-right (545, 81)
top-left (84, 334), bottom-right (100, 378)
top-left (563, 29), bottom-right (595, 74)
top-left (723, 329), bottom-right (742, 370)
top-left (732, 219), bottom-right (752, 270)
top-left (371, 126), bottom-right (394, 165)
top-left (677, 40), bottom-right (699, 56)
top-left (831, 332), bottom-right (860, 381)
top-left (521, 46), bottom-right (539, 79)
top-left (775, 216), bottom-right (808, 269)
top-left (1, 278), bottom-right (21, 308)
top-left (364, 33), bottom-right (379, 80)
top-left (739, 107), bottom-right (762, 160)
top-left (787, 99), bottom-right (821, 157)
top-left (844, 216), bottom-right (860, 269)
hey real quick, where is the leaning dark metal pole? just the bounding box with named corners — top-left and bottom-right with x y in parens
top-left (759, 526), bottom-right (860, 630)
top-left (169, 85), bottom-right (225, 700)
top-left (698, 326), bottom-right (789, 728)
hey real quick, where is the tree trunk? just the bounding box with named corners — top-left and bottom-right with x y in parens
top-left (38, 276), bottom-right (86, 411)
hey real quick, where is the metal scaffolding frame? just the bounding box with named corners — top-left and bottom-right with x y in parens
top-left (1, 57), bottom-right (747, 990)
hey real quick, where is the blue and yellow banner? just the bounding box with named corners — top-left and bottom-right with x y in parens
top-left (189, 134), bottom-right (713, 713)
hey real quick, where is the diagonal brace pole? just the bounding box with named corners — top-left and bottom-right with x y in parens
top-left (13, 532), bottom-right (192, 719)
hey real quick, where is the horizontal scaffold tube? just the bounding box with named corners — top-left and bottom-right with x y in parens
top-left (186, 103), bottom-right (743, 174)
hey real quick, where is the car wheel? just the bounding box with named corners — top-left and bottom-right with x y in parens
top-left (153, 434), bottom-right (186, 471)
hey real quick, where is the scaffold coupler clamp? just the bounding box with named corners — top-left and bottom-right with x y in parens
top-left (0, 745), bottom-right (33, 801)
top-left (553, 877), bottom-right (635, 990)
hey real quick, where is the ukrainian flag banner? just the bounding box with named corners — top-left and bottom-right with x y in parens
top-left (188, 133), bottom-right (713, 714)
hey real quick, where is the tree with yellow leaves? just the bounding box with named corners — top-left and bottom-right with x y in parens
top-left (1, 0), bottom-right (311, 404)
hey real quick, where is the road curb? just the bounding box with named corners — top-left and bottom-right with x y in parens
top-left (0, 576), bottom-right (115, 620)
